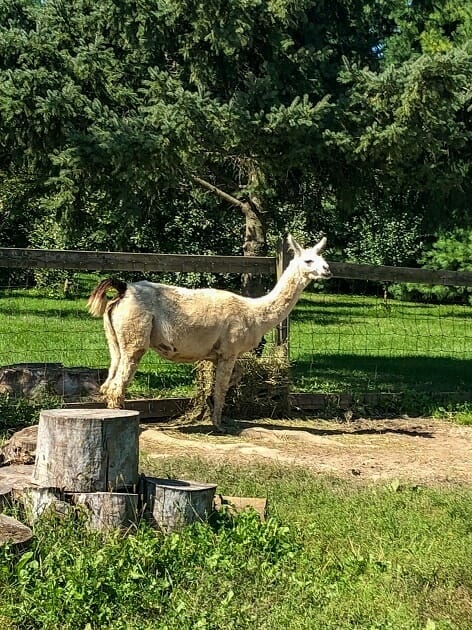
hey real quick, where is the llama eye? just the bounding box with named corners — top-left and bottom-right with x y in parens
top-left (304, 259), bottom-right (314, 264)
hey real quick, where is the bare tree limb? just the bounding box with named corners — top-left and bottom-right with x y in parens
top-left (191, 175), bottom-right (249, 214)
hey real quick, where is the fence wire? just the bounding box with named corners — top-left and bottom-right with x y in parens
top-left (290, 280), bottom-right (472, 396)
top-left (0, 270), bottom-right (470, 403)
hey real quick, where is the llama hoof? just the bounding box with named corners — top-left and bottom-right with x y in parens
top-left (212, 425), bottom-right (227, 434)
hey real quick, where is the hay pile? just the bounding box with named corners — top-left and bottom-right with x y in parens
top-left (189, 346), bottom-right (290, 422)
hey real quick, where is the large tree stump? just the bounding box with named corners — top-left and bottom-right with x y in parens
top-left (71, 492), bottom-right (139, 531)
top-left (33, 409), bottom-right (139, 492)
top-left (143, 477), bottom-right (216, 532)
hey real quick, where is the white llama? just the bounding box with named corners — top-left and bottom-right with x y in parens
top-left (87, 234), bottom-right (331, 431)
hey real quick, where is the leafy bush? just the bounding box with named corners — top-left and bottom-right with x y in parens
top-left (0, 394), bottom-right (61, 435)
top-left (345, 206), bottom-right (423, 267)
top-left (389, 229), bottom-right (472, 304)
top-left (0, 510), bottom-right (296, 630)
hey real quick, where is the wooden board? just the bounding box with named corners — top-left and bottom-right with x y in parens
top-left (214, 495), bottom-right (267, 520)
top-left (0, 248), bottom-right (275, 275)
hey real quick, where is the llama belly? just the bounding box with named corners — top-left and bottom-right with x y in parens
top-left (152, 342), bottom-right (216, 363)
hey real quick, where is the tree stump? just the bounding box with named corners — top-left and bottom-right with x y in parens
top-left (33, 409), bottom-right (139, 492)
top-left (0, 464), bottom-right (36, 507)
top-left (71, 492), bottom-right (139, 531)
top-left (21, 487), bottom-right (71, 522)
top-left (142, 477), bottom-right (217, 532)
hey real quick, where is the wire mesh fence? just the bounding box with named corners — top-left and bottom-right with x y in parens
top-left (0, 250), bottom-right (470, 412)
top-left (289, 280), bottom-right (472, 398)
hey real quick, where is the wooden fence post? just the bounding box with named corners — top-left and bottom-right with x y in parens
top-left (276, 237), bottom-right (291, 355)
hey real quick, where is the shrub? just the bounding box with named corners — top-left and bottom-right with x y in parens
top-left (389, 228), bottom-right (472, 304)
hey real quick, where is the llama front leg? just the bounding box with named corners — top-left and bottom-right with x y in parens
top-left (212, 356), bottom-right (237, 431)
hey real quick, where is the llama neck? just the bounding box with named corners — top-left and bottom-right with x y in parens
top-left (255, 261), bottom-right (307, 334)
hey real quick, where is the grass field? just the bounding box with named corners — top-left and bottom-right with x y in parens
top-left (1, 459), bottom-right (471, 629)
top-left (0, 287), bottom-right (470, 405)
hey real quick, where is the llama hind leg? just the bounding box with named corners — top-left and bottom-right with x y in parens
top-left (100, 316), bottom-right (121, 397)
top-left (212, 356), bottom-right (237, 431)
top-left (105, 316), bottom-right (152, 408)
top-left (106, 347), bottom-right (147, 408)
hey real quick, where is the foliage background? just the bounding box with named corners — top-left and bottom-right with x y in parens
top-left (0, 0), bottom-right (470, 294)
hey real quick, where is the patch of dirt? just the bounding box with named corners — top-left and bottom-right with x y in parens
top-left (139, 417), bottom-right (472, 484)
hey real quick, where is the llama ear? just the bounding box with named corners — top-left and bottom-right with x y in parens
top-left (286, 234), bottom-right (303, 256)
top-left (313, 236), bottom-right (327, 254)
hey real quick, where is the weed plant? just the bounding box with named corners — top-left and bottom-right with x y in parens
top-left (1, 460), bottom-right (471, 629)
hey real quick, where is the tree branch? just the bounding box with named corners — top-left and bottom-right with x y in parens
top-left (191, 175), bottom-right (249, 214)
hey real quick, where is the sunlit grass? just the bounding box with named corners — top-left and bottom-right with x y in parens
top-left (290, 293), bottom-right (472, 394)
top-left (0, 289), bottom-right (470, 401)
top-left (2, 460), bottom-right (471, 629)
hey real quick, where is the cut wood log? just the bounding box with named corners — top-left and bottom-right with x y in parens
top-left (33, 409), bottom-right (139, 492)
top-left (21, 487), bottom-right (72, 523)
top-left (214, 495), bottom-right (267, 521)
top-left (0, 464), bottom-right (36, 506)
top-left (142, 477), bottom-right (217, 532)
top-left (0, 363), bottom-right (107, 401)
top-left (70, 492), bottom-right (139, 531)
top-left (0, 425), bottom-right (38, 466)
top-left (0, 514), bottom-right (32, 547)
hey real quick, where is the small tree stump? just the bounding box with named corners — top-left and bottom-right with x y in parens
top-left (0, 514), bottom-right (33, 547)
top-left (33, 409), bottom-right (139, 492)
top-left (71, 492), bottom-right (139, 531)
top-left (214, 495), bottom-right (267, 521)
top-left (143, 477), bottom-right (216, 532)
top-left (21, 487), bottom-right (71, 522)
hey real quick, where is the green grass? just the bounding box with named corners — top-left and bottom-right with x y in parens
top-left (0, 289), bottom-right (195, 397)
top-left (291, 293), bottom-right (472, 395)
top-left (1, 459), bottom-right (472, 629)
top-left (0, 288), bottom-right (470, 407)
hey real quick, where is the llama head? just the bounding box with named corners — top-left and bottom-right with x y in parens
top-left (287, 234), bottom-right (332, 281)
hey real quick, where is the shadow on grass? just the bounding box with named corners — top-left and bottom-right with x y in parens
top-left (0, 306), bottom-right (92, 320)
top-left (291, 354), bottom-right (472, 393)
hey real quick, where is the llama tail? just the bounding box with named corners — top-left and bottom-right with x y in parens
top-left (87, 278), bottom-right (128, 317)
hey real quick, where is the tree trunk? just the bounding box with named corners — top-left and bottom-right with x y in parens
top-left (33, 409), bottom-right (139, 492)
top-left (241, 199), bottom-right (267, 297)
top-left (190, 174), bottom-right (268, 297)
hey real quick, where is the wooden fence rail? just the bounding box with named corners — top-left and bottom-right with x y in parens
top-left (0, 247), bottom-right (471, 287)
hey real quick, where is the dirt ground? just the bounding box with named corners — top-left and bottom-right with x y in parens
top-left (140, 416), bottom-right (472, 485)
